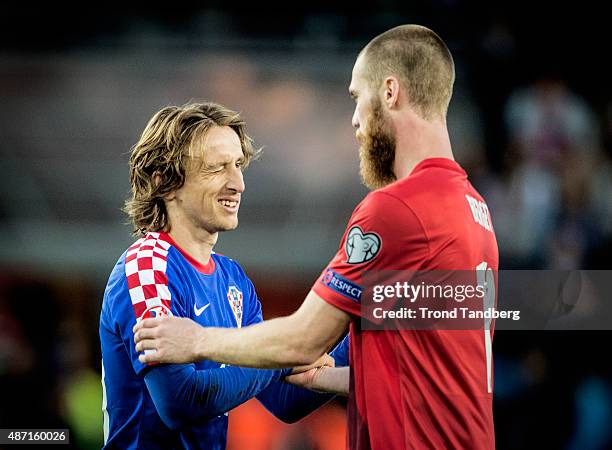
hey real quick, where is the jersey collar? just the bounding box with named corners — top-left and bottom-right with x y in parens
top-left (409, 157), bottom-right (466, 177)
top-left (158, 232), bottom-right (216, 275)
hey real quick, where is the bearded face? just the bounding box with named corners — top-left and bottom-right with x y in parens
top-left (358, 97), bottom-right (397, 190)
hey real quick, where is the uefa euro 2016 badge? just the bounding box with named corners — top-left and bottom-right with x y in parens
top-left (227, 286), bottom-right (243, 328)
top-left (140, 303), bottom-right (173, 321)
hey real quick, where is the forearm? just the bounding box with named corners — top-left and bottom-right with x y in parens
top-left (255, 334), bottom-right (350, 423)
top-left (256, 381), bottom-right (336, 423)
top-left (303, 366), bottom-right (349, 396)
top-left (144, 363), bottom-right (287, 429)
top-left (134, 291), bottom-right (351, 368)
top-left (197, 315), bottom-right (325, 368)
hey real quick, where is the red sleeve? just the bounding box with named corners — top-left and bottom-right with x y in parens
top-left (312, 191), bottom-right (429, 318)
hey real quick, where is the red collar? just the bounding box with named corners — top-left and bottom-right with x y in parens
top-left (409, 157), bottom-right (466, 176)
top-left (158, 232), bottom-right (216, 275)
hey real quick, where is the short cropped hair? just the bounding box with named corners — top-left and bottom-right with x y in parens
top-left (124, 102), bottom-right (258, 236)
top-left (361, 24), bottom-right (455, 120)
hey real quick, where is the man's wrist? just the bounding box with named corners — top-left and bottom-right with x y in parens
top-left (195, 326), bottom-right (212, 360)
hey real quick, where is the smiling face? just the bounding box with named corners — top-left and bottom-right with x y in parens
top-left (167, 125), bottom-right (245, 236)
top-left (349, 53), bottom-right (397, 190)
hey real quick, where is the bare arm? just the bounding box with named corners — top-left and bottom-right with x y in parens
top-left (285, 366), bottom-right (349, 396)
top-left (134, 290), bottom-right (350, 368)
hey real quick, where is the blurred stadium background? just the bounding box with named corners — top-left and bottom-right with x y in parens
top-left (1, 2), bottom-right (611, 449)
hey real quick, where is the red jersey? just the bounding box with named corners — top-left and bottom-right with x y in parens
top-left (313, 158), bottom-right (499, 450)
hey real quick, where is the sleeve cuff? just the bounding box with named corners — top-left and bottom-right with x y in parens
top-left (279, 367), bottom-right (294, 378)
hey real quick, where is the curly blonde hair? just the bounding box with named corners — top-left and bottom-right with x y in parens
top-left (124, 102), bottom-right (258, 236)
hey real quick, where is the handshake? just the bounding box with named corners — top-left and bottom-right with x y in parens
top-left (284, 355), bottom-right (336, 391)
top-left (133, 316), bottom-right (344, 394)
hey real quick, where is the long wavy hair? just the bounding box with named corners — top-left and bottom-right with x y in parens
top-left (124, 102), bottom-right (259, 236)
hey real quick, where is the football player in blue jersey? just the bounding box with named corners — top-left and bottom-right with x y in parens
top-left (100, 102), bottom-right (348, 450)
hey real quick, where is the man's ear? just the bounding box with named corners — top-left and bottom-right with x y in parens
top-left (154, 172), bottom-right (175, 201)
top-left (383, 76), bottom-right (401, 109)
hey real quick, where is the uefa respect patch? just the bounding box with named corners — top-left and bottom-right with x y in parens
top-left (322, 268), bottom-right (363, 302)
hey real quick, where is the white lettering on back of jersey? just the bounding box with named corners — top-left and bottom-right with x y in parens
top-left (465, 195), bottom-right (493, 232)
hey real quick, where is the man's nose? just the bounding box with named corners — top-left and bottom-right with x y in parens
top-left (227, 166), bottom-right (245, 193)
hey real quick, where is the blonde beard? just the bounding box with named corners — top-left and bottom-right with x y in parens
top-left (358, 100), bottom-right (397, 190)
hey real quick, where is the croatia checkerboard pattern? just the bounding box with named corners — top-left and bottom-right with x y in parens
top-left (125, 232), bottom-right (172, 320)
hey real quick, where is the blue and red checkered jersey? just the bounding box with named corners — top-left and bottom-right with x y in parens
top-left (100, 231), bottom-right (330, 449)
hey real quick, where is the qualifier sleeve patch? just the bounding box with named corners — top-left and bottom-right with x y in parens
top-left (345, 226), bottom-right (381, 264)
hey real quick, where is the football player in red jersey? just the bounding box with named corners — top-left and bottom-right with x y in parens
top-left (134, 24), bottom-right (499, 449)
